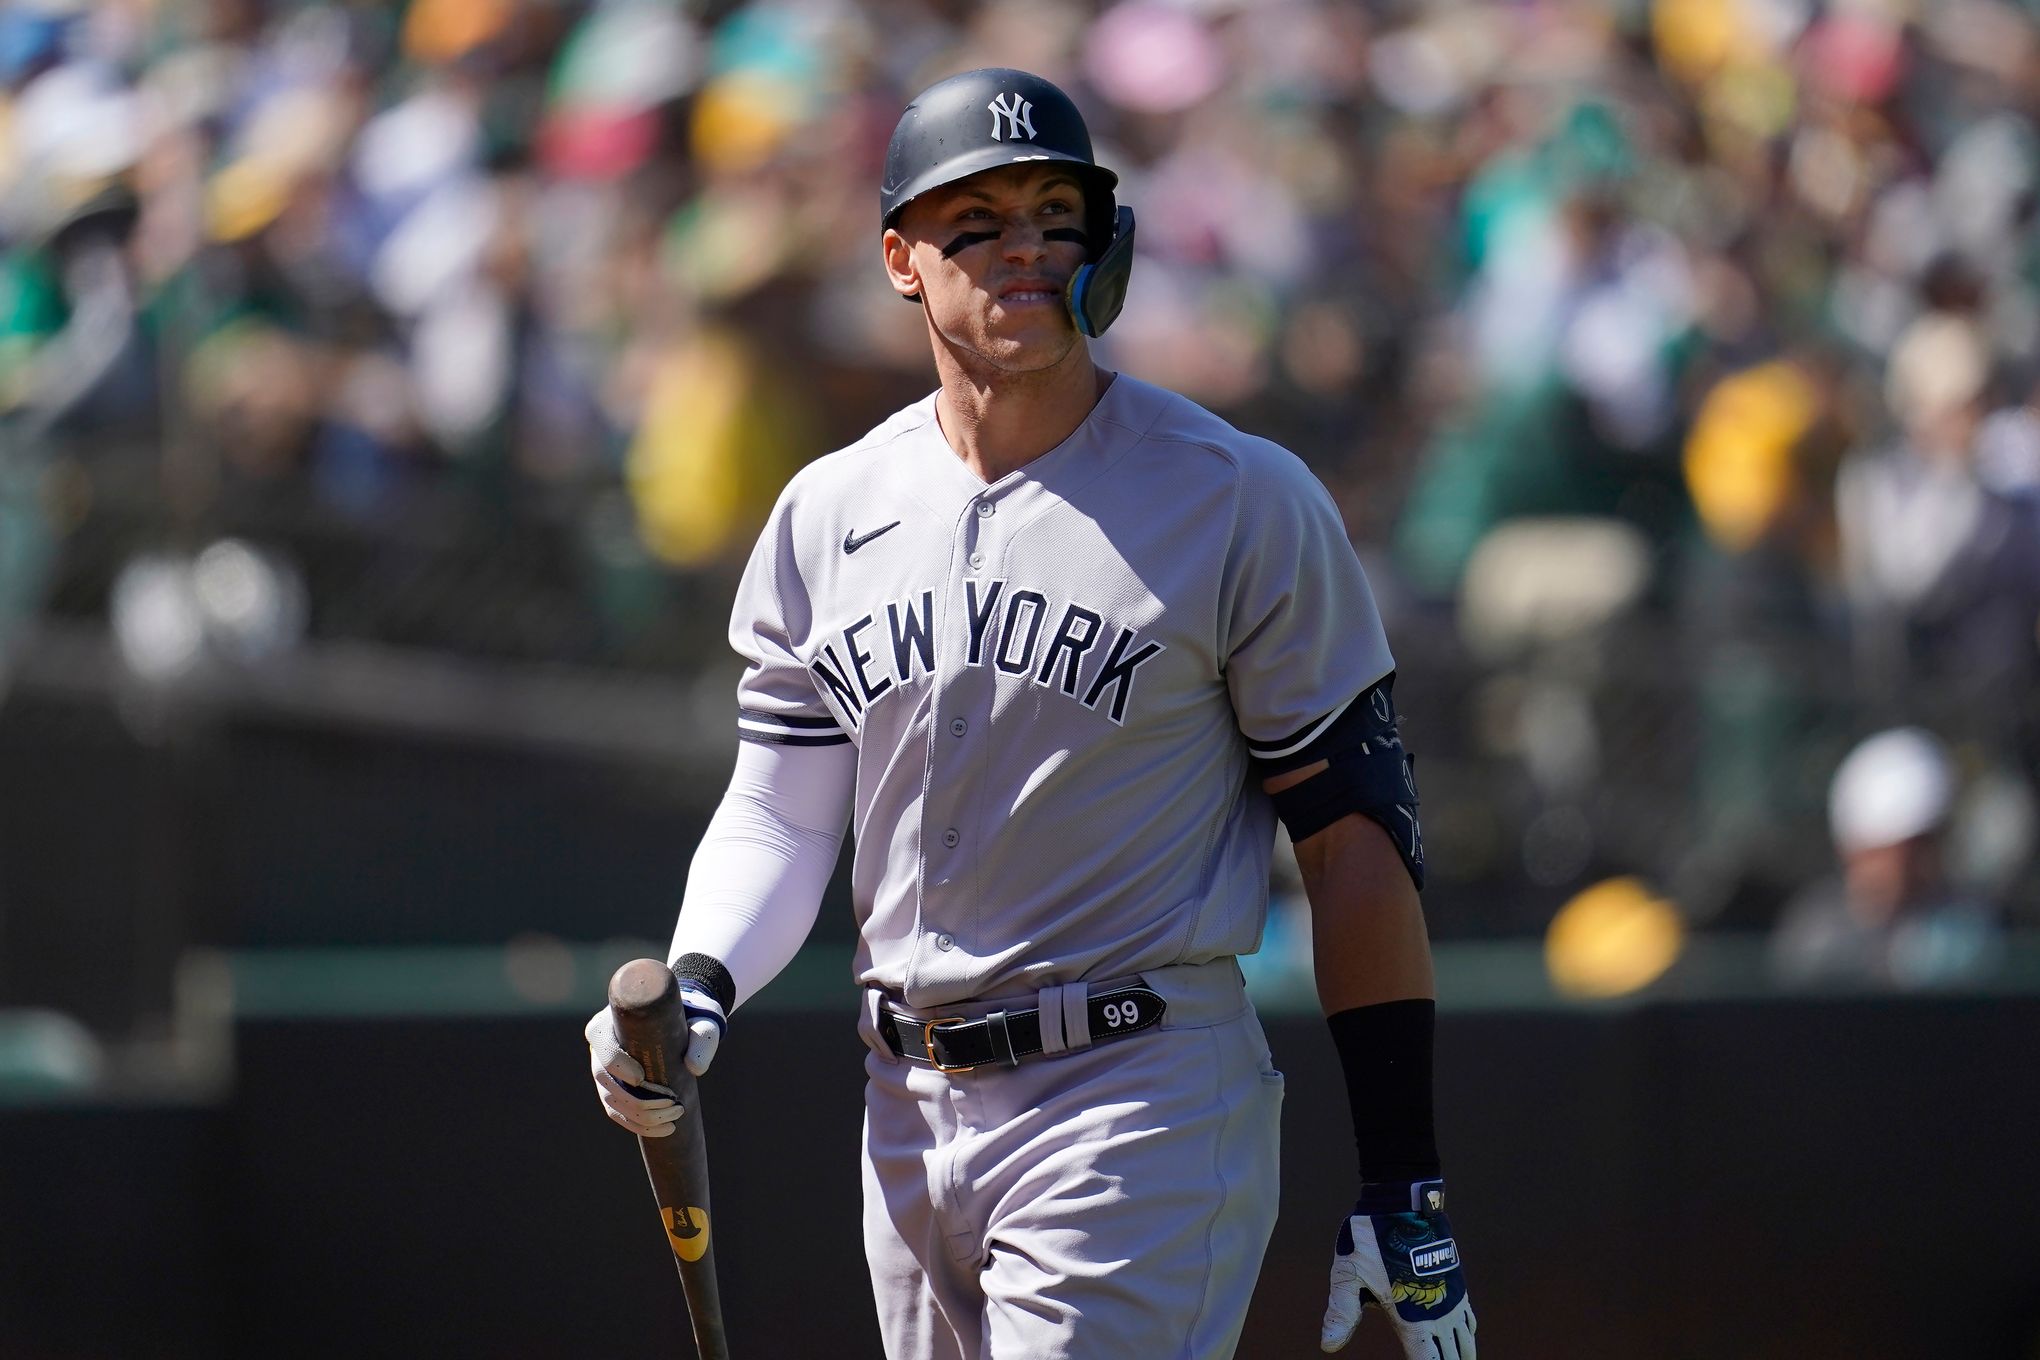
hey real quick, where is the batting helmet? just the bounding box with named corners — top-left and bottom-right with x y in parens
top-left (881, 68), bottom-right (1136, 337)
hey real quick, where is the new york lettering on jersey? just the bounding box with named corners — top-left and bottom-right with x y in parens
top-left (806, 582), bottom-right (1166, 729)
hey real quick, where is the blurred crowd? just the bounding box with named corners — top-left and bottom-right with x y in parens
top-left (3, 0), bottom-right (2038, 964)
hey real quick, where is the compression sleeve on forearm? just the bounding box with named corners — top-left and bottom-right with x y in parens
top-left (668, 736), bottom-right (856, 1011)
top-left (1327, 998), bottom-right (1442, 1189)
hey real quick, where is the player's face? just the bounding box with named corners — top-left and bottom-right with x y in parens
top-left (884, 165), bottom-right (1091, 374)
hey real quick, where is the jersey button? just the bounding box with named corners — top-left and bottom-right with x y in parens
top-left (968, 552), bottom-right (984, 570)
top-left (975, 500), bottom-right (994, 518)
top-left (950, 718), bottom-right (967, 737)
top-left (942, 828), bottom-right (960, 848)
top-left (935, 933), bottom-right (955, 951)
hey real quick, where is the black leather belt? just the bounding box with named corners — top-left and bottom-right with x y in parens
top-left (879, 985), bottom-right (1167, 1073)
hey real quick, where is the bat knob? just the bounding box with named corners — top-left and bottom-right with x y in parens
top-left (609, 958), bottom-right (678, 1016)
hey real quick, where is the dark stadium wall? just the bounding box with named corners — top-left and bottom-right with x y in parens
top-left (3, 1001), bottom-right (2037, 1359)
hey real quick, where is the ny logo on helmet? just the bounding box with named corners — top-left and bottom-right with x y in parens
top-left (987, 93), bottom-right (1036, 142)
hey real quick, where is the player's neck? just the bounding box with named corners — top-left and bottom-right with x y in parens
top-left (932, 350), bottom-right (1112, 485)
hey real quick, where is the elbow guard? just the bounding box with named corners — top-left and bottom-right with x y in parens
top-left (1257, 673), bottom-right (1425, 890)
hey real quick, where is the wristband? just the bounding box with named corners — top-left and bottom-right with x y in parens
top-left (671, 952), bottom-right (736, 1014)
top-left (1354, 1177), bottom-right (1446, 1216)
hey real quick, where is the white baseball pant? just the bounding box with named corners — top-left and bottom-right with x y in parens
top-left (858, 958), bottom-right (1283, 1360)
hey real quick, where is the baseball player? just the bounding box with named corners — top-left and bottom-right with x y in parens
top-left (587, 68), bottom-right (1476, 1359)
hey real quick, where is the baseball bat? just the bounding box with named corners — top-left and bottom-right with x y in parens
top-left (608, 958), bottom-right (733, 1360)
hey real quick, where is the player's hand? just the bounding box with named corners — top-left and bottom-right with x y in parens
top-left (583, 984), bottom-right (726, 1138)
top-left (1321, 1180), bottom-right (1475, 1357)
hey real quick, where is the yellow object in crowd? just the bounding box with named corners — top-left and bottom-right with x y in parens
top-left (1545, 876), bottom-right (1686, 999)
top-left (1682, 359), bottom-right (1819, 553)
top-left (1652, 0), bottom-right (1778, 88)
top-left (206, 157), bottom-right (294, 243)
top-left (626, 326), bottom-right (810, 569)
top-left (690, 73), bottom-right (807, 178)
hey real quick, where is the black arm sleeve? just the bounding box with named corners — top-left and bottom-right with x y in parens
top-left (1327, 998), bottom-right (1441, 1188)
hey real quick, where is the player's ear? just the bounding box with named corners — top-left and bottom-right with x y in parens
top-left (882, 228), bottom-right (923, 303)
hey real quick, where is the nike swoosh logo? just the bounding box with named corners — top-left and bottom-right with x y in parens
top-left (843, 521), bottom-right (901, 554)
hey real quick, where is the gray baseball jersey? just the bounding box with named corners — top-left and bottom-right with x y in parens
top-left (731, 371), bottom-right (1393, 1009)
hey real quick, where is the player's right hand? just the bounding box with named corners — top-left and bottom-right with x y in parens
top-left (583, 984), bottom-right (725, 1138)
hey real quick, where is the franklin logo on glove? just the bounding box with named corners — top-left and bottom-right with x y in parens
top-left (1411, 1240), bottom-right (1459, 1276)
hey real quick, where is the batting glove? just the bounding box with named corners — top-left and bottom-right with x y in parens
top-left (584, 984), bottom-right (725, 1139)
top-left (1321, 1180), bottom-right (1476, 1358)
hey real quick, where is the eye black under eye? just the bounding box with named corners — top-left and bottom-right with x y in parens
top-left (941, 230), bottom-right (1000, 258)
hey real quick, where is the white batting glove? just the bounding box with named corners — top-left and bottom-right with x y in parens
top-left (1322, 1181), bottom-right (1476, 1358)
top-left (584, 984), bottom-right (725, 1139)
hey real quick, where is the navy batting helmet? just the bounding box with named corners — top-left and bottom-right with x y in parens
top-left (881, 68), bottom-right (1136, 337)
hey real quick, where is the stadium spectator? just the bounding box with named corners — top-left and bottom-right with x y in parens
top-left (1770, 727), bottom-right (2003, 988)
top-left (1837, 312), bottom-right (2040, 755)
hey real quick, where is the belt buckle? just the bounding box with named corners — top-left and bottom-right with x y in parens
top-left (921, 1016), bottom-right (975, 1074)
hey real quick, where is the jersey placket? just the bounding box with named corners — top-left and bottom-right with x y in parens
top-left (911, 484), bottom-right (1009, 994)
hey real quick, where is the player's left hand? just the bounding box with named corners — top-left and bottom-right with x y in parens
top-left (1320, 1180), bottom-right (1475, 1357)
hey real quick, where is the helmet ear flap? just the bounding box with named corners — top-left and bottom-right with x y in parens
top-left (1066, 206), bottom-right (1136, 338)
